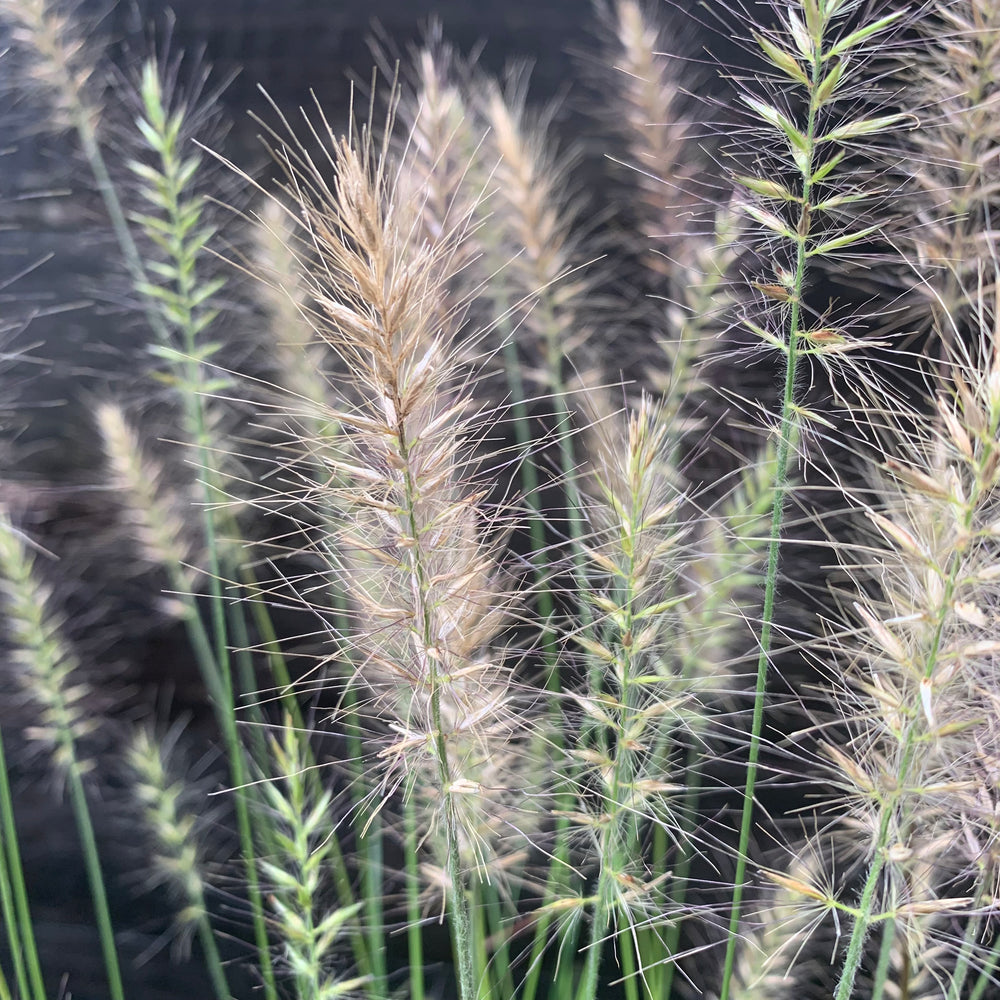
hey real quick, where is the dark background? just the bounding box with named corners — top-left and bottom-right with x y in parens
top-left (2, 0), bottom-right (630, 204)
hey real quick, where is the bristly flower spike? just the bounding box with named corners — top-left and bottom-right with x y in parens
top-left (718, 3), bottom-right (912, 998)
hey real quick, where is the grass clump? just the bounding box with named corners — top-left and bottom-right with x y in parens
top-left (4, 1), bottom-right (1000, 999)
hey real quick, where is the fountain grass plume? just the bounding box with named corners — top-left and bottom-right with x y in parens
top-left (126, 722), bottom-right (230, 1000)
top-left (892, 0), bottom-right (1000, 337)
top-left (715, 3), bottom-right (914, 995)
top-left (0, 510), bottom-right (125, 1000)
top-left (252, 94), bottom-right (533, 1000)
top-left (813, 276), bottom-right (1000, 998)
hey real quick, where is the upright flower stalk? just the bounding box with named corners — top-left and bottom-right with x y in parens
top-left (0, 719), bottom-right (44, 1000)
top-left (0, 0), bottom-right (170, 344)
top-left (0, 512), bottom-right (125, 1000)
top-left (473, 78), bottom-right (596, 623)
top-left (825, 315), bottom-right (1000, 996)
top-left (719, 3), bottom-right (908, 996)
top-left (126, 725), bottom-right (230, 1000)
top-left (263, 107), bottom-right (524, 1000)
top-left (126, 58), bottom-right (277, 997)
top-left (570, 394), bottom-right (692, 1000)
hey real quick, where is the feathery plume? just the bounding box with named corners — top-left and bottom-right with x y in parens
top-left (600, 0), bottom-right (706, 279)
top-left (568, 392), bottom-right (695, 996)
top-left (0, 509), bottom-right (126, 1000)
top-left (96, 401), bottom-right (199, 604)
top-left (259, 98), bottom-right (530, 1000)
top-left (791, 277), bottom-right (1000, 995)
top-left (892, 0), bottom-right (1000, 334)
top-left (0, 509), bottom-right (98, 775)
top-left (125, 722), bottom-right (231, 1000)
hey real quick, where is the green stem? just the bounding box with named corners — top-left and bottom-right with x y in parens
top-left (718, 29), bottom-right (821, 1000)
top-left (540, 312), bottom-right (590, 631)
top-left (483, 880), bottom-right (515, 1000)
top-left (969, 920), bottom-right (1000, 1000)
top-left (871, 916), bottom-right (895, 1000)
top-left (195, 910), bottom-right (232, 1000)
top-left (142, 93), bottom-right (277, 998)
top-left (950, 884), bottom-right (988, 1000)
top-left (0, 830), bottom-right (27, 1000)
top-left (66, 65), bottom-right (275, 998)
top-left (0, 726), bottom-right (45, 1000)
top-left (72, 115), bottom-right (171, 346)
top-left (177, 269), bottom-right (277, 1000)
top-left (835, 563), bottom-right (961, 999)
top-left (576, 618), bottom-right (641, 1000)
top-left (501, 336), bottom-right (558, 673)
top-left (338, 685), bottom-right (379, 993)
top-left (519, 813), bottom-right (574, 1000)
top-left (443, 803), bottom-right (476, 1000)
top-left (64, 756), bottom-right (125, 1000)
top-left (479, 238), bottom-right (559, 681)
top-left (404, 792), bottom-right (425, 1000)
top-left (659, 739), bottom-right (702, 999)
top-left (360, 814), bottom-right (387, 995)
top-left (472, 887), bottom-right (491, 1000)
top-left (717, 351), bottom-right (799, 999)
top-left (395, 412), bottom-right (476, 1000)
top-left (620, 928), bottom-right (640, 1000)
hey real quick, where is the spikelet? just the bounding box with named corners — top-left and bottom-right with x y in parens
top-left (723, 853), bottom-right (834, 1000)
